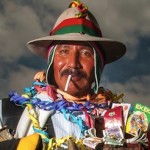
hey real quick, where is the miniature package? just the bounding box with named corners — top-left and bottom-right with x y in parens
top-left (83, 137), bottom-right (103, 149)
top-left (104, 106), bottom-right (124, 128)
top-left (103, 126), bottom-right (124, 146)
top-left (112, 103), bottom-right (131, 126)
top-left (126, 103), bottom-right (150, 136)
top-left (103, 106), bottom-right (124, 145)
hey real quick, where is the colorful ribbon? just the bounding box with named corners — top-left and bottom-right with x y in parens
top-left (8, 71), bottom-right (115, 149)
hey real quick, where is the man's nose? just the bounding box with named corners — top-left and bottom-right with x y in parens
top-left (67, 51), bottom-right (81, 69)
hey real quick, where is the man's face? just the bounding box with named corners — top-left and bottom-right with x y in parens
top-left (53, 41), bottom-right (95, 97)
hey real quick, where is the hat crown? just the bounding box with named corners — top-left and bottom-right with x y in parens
top-left (53, 7), bottom-right (99, 29)
top-left (50, 7), bottom-right (102, 37)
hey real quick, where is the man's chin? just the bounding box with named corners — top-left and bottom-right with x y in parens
top-left (64, 87), bottom-right (88, 98)
top-left (58, 79), bottom-right (91, 97)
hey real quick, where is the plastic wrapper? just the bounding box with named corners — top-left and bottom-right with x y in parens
top-left (126, 103), bottom-right (150, 136)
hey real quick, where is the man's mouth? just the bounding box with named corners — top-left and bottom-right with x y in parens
top-left (61, 69), bottom-right (87, 92)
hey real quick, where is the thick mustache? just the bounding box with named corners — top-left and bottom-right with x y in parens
top-left (60, 69), bottom-right (86, 78)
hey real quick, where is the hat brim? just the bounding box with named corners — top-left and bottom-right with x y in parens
top-left (27, 33), bottom-right (126, 64)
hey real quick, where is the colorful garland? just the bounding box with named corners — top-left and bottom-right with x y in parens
top-left (9, 74), bottom-right (109, 149)
top-left (9, 71), bottom-right (148, 149)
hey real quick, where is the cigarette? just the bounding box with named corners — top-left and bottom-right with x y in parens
top-left (64, 74), bottom-right (72, 91)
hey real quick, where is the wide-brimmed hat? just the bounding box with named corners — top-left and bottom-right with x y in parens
top-left (27, 1), bottom-right (126, 64)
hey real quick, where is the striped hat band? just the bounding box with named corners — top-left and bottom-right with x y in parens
top-left (50, 18), bottom-right (102, 37)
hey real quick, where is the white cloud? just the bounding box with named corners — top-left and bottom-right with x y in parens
top-left (0, 1), bottom-right (44, 61)
top-left (0, 65), bottom-right (37, 97)
top-left (101, 74), bottom-right (150, 106)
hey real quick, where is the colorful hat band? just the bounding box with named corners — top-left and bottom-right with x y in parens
top-left (50, 18), bottom-right (102, 37)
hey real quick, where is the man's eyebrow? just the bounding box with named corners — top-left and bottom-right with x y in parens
top-left (80, 45), bottom-right (94, 52)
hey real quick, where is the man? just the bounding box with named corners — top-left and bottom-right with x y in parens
top-left (0, 0), bottom-right (134, 149)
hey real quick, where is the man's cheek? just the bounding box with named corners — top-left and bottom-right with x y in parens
top-left (57, 60), bottom-right (64, 66)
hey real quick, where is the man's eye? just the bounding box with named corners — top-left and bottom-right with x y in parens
top-left (80, 50), bottom-right (93, 57)
top-left (59, 49), bottom-right (69, 55)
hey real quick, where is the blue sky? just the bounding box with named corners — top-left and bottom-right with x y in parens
top-left (0, 0), bottom-right (150, 106)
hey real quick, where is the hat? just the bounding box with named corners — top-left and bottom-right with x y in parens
top-left (26, 0), bottom-right (126, 64)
